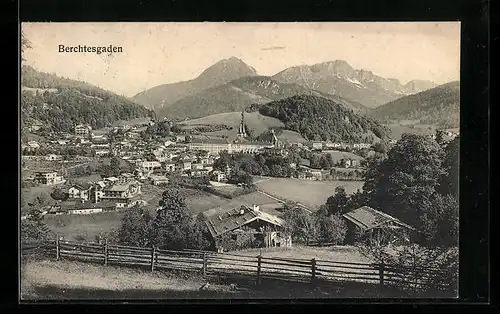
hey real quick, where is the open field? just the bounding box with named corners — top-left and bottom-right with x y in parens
top-left (255, 178), bottom-right (363, 210)
top-left (237, 245), bottom-right (372, 264)
top-left (183, 111), bottom-right (284, 134)
top-left (385, 123), bottom-right (436, 140)
top-left (44, 212), bottom-right (124, 242)
top-left (276, 130), bottom-right (308, 143)
top-left (324, 150), bottom-right (365, 164)
top-left (20, 258), bottom-right (411, 300)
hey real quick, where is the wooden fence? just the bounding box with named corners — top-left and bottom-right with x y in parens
top-left (21, 240), bottom-right (451, 292)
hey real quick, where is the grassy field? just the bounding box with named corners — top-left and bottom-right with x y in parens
top-left (237, 245), bottom-right (372, 264)
top-left (43, 212), bottom-right (124, 242)
top-left (20, 258), bottom-right (410, 300)
top-left (255, 178), bottom-right (363, 209)
top-left (385, 123), bottom-right (436, 140)
top-left (183, 111), bottom-right (284, 135)
top-left (324, 150), bottom-right (365, 164)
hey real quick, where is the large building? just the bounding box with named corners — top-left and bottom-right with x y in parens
top-left (74, 124), bottom-right (92, 137)
top-left (33, 171), bottom-right (66, 185)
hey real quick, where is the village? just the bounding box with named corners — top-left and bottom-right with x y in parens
top-left (21, 110), bottom-right (460, 255)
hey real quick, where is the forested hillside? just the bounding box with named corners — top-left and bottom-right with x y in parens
top-left (372, 81), bottom-right (460, 128)
top-left (21, 65), bottom-right (152, 133)
top-left (258, 95), bottom-right (390, 143)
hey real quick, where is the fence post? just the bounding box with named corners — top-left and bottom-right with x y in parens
top-left (256, 255), bottom-right (262, 285)
top-left (56, 235), bottom-right (60, 261)
top-left (379, 262), bottom-right (385, 286)
top-left (104, 238), bottom-right (108, 266)
top-left (151, 246), bottom-right (156, 272)
top-left (202, 253), bottom-right (207, 277)
top-left (311, 258), bottom-right (317, 284)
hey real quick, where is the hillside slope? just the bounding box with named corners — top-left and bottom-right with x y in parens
top-left (132, 57), bottom-right (258, 111)
top-left (371, 81), bottom-right (460, 128)
top-left (21, 65), bottom-right (152, 133)
top-left (272, 60), bottom-right (437, 108)
top-left (258, 95), bottom-right (390, 143)
top-left (159, 76), bottom-right (368, 120)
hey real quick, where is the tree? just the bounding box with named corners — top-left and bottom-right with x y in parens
top-left (21, 207), bottom-right (53, 243)
top-left (363, 134), bottom-right (446, 229)
top-left (151, 188), bottom-right (211, 250)
top-left (314, 213), bottom-right (348, 245)
top-left (439, 136), bottom-right (459, 199)
top-left (117, 207), bottom-right (153, 247)
top-left (50, 187), bottom-right (68, 201)
top-left (21, 31), bottom-right (32, 61)
top-left (325, 186), bottom-right (349, 215)
top-left (281, 207), bottom-right (318, 244)
top-left (372, 141), bottom-right (388, 154)
top-left (419, 193), bottom-right (458, 247)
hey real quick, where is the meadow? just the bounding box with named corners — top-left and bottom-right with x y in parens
top-left (255, 178), bottom-right (364, 210)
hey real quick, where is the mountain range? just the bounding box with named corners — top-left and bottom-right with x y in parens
top-left (132, 58), bottom-right (437, 117)
top-left (156, 75), bottom-right (368, 120)
top-left (371, 81), bottom-right (460, 128)
top-left (271, 60), bottom-right (437, 108)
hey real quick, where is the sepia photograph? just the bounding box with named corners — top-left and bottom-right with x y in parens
top-left (20, 22), bottom-right (460, 300)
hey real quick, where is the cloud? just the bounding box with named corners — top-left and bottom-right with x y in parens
top-left (261, 46), bottom-right (286, 51)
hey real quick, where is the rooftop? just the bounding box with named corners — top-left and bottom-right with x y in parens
top-left (205, 205), bottom-right (284, 238)
top-left (342, 206), bottom-right (415, 231)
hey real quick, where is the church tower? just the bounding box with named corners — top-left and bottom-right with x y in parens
top-left (237, 111), bottom-right (248, 138)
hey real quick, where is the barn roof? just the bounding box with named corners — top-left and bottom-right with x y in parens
top-left (342, 206), bottom-right (415, 231)
top-left (204, 205), bottom-right (284, 238)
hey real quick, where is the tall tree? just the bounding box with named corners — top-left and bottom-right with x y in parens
top-left (439, 136), bottom-right (459, 199)
top-left (363, 134), bottom-right (446, 228)
top-left (325, 186), bottom-right (350, 215)
top-left (21, 31), bottom-right (32, 61)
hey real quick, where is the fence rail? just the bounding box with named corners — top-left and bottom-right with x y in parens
top-left (21, 240), bottom-right (452, 292)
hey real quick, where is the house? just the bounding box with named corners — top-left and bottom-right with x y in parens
top-left (211, 170), bottom-right (227, 182)
top-left (101, 181), bottom-right (142, 208)
top-left (95, 149), bottom-right (110, 157)
top-left (139, 161), bottom-right (162, 172)
top-left (165, 163), bottom-right (176, 172)
top-left (311, 142), bottom-right (323, 150)
top-left (74, 124), bottom-right (92, 137)
top-left (57, 200), bottom-right (116, 215)
top-left (118, 173), bottom-right (135, 184)
top-left (181, 161), bottom-right (192, 171)
top-left (191, 163), bottom-right (204, 170)
top-left (91, 181), bottom-right (107, 203)
top-left (104, 177), bottom-right (119, 184)
top-left (29, 122), bottom-right (44, 132)
top-left (353, 143), bottom-right (372, 149)
top-left (149, 175), bottom-right (169, 186)
top-left (68, 183), bottom-right (93, 201)
top-left (45, 154), bottom-right (63, 161)
top-left (33, 171), bottom-right (66, 185)
top-left (342, 206), bottom-right (416, 246)
top-left (204, 205), bottom-right (292, 252)
top-left (175, 135), bottom-right (187, 142)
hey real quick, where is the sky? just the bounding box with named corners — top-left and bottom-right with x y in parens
top-left (22, 22), bottom-right (460, 97)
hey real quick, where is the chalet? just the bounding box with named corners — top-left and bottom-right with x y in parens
top-left (68, 183), bottom-right (93, 201)
top-left (101, 181), bottom-right (141, 208)
top-left (204, 205), bottom-right (292, 252)
top-left (181, 161), bottom-right (192, 170)
top-left (342, 206), bottom-right (416, 246)
top-left (45, 154), bottom-right (63, 161)
top-left (149, 174), bottom-right (169, 186)
top-left (211, 170), bottom-right (227, 182)
top-left (340, 158), bottom-right (359, 168)
top-left (139, 161), bottom-right (162, 172)
top-left (311, 142), bottom-right (323, 150)
top-left (33, 171), bottom-right (66, 185)
top-left (74, 124), bottom-right (92, 137)
top-left (51, 200), bottom-right (116, 215)
top-left (165, 163), bottom-right (176, 172)
top-left (118, 173), bottom-right (135, 184)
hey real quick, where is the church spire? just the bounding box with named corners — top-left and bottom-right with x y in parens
top-left (238, 111), bottom-right (247, 138)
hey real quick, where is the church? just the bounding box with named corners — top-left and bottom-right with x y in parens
top-left (187, 111), bottom-right (279, 155)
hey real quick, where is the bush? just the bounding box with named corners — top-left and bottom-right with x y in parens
top-left (313, 213), bottom-right (348, 245)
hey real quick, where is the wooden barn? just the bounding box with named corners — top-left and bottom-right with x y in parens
top-left (342, 206), bottom-right (416, 246)
top-left (204, 205), bottom-right (292, 252)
